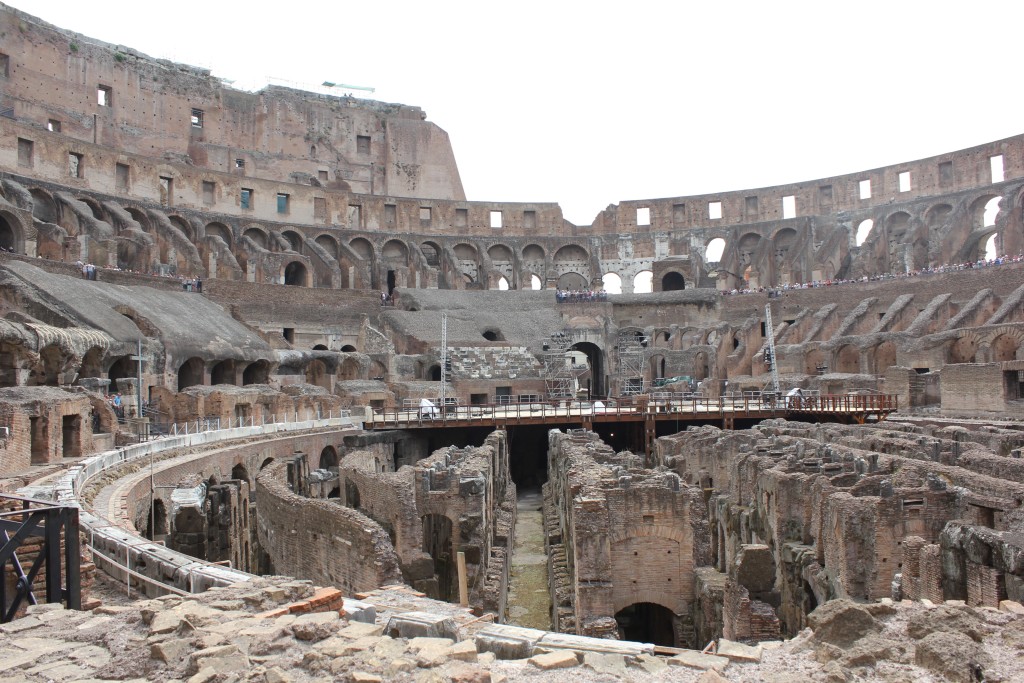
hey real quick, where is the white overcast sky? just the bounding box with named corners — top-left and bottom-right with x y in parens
top-left (15, 0), bottom-right (1024, 225)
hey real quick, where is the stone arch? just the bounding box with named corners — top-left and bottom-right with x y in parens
top-left (522, 243), bottom-right (545, 261)
top-left (28, 344), bottom-right (66, 386)
top-left (705, 237), bottom-right (726, 263)
top-left (106, 354), bottom-right (134, 388)
top-left (420, 241), bottom-right (441, 267)
top-left (338, 357), bottom-right (361, 381)
top-left (614, 602), bottom-right (677, 647)
top-left (125, 207), bottom-right (151, 233)
top-left (693, 350), bottom-right (710, 381)
top-left (925, 203), bottom-right (953, 228)
top-left (805, 348), bottom-right (826, 375)
top-left (0, 211), bottom-right (23, 253)
top-left (553, 243), bottom-right (588, 264)
top-left (315, 234), bottom-right (339, 259)
top-left (649, 354), bottom-right (666, 380)
top-left (382, 239), bottom-right (409, 262)
top-left (737, 232), bottom-right (762, 264)
top-left (306, 358), bottom-right (331, 389)
top-left (281, 230), bottom-right (303, 252)
top-left (210, 359), bottom-right (236, 385)
top-left (283, 260), bottom-right (308, 286)
top-left (319, 446), bottom-right (339, 470)
top-left (242, 360), bottom-right (270, 385)
top-left (205, 221), bottom-right (232, 249)
top-left (453, 243), bottom-right (478, 260)
top-left (855, 219), bottom-right (874, 247)
top-left (873, 340), bottom-right (897, 374)
top-left (231, 463), bottom-right (250, 485)
top-left (340, 345), bottom-right (357, 352)
top-left (990, 332), bottom-right (1021, 362)
top-left (29, 188), bottom-right (59, 224)
top-left (661, 271), bottom-right (685, 291)
top-left (178, 357), bottom-right (205, 390)
top-left (369, 360), bottom-right (387, 380)
top-left (487, 243), bottom-right (513, 262)
top-left (633, 270), bottom-right (653, 293)
top-left (834, 344), bottom-right (860, 374)
top-left (602, 272), bottom-right (622, 294)
top-left (79, 346), bottom-right (105, 380)
top-left (948, 334), bottom-right (979, 364)
top-left (349, 237), bottom-right (374, 260)
top-left (556, 272), bottom-right (588, 289)
top-left (77, 196), bottom-right (106, 222)
top-left (167, 215), bottom-right (194, 242)
top-left (243, 226), bottom-right (269, 250)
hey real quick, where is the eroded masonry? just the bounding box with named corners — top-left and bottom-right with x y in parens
top-left (0, 2), bottom-right (1022, 675)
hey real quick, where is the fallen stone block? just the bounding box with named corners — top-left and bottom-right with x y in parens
top-left (529, 650), bottom-right (580, 670)
top-left (474, 624), bottom-right (546, 660)
top-left (669, 650), bottom-right (730, 671)
top-left (451, 639), bottom-right (479, 662)
top-left (999, 600), bottom-right (1024, 615)
top-left (536, 631), bottom-right (653, 656)
top-left (717, 639), bottom-right (761, 663)
top-left (343, 598), bottom-right (376, 624)
top-left (384, 611), bottom-right (459, 641)
top-left (187, 644), bottom-right (249, 674)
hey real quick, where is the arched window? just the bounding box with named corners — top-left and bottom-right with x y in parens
top-left (705, 238), bottom-right (726, 262)
top-left (855, 219), bottom-right (874, 247)
top-left (602, 272), bottom-right (622, 294)
top-left (633, 270), bottom-right (653, 293)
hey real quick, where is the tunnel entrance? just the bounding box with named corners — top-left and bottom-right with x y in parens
top-left (615, 602), bottom-right (677, 646)
top-left (422, 513), bottom-right (455, 602)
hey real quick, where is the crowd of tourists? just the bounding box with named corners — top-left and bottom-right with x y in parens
top-left (721, 253), bottom-right (1024, 297)
top-left (556, 289), bottom-right (609, 303)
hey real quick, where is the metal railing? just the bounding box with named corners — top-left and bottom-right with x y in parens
top-left (367, 393), bottom-right (898, 427)
top-left (0, 494), bottom-right (81, 622)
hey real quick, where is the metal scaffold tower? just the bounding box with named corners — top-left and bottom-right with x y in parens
top-left (764, 303), bottom-right (781, 396)
top-left (538, 330), bottom-right (583, 400)
top-left (439, 312), bottom-right (448, 407)
top-left (616, 329), bottom-right (649, 396)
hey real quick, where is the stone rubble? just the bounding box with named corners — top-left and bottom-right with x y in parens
top-left (0, 576), bottom-right (1021, 683)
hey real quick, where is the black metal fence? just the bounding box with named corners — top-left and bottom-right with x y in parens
top-left (0, 494), bottom-right (81, 622)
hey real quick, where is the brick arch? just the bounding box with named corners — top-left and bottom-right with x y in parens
top-left (612, 591), bottom-right (678, 616)
top-left (610, 523), bottom-right (688, 546)
top-left (983, 327), bottom-right (1024, 362)
top-left (948, 331), bottom-right (982, 364)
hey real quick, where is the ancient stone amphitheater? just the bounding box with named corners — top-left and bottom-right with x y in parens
top-left (0, 4), bottom-right (1021, 681)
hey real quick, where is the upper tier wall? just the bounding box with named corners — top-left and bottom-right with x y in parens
top-left (0, 3), bottom-right (464, 202)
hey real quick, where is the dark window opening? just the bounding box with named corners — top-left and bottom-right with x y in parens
top-left (235, 158), bottom-right (245, 169)
top-left (387, 270), bottom-right (396, 295)
top-left (190, 108), bottom-right (203, 128)
top-left (240, 188), bottom-right (253, 210)
top-left (283, 328), bottom-right (295, 343)
top-left (662, 272), bottom-right (685, 291)
top-left (47, 119), bottom-right (61, 133)
top-left (17, 138), bottom-right (33, 167)
top-left (615, 603), bottom-right (677, 648)
top-left (470, 393), bottom-right (489, 406)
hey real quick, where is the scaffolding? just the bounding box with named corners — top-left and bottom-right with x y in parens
top-left (538, 330), bottom-right (585, 400)
top-left (616, 329), bottom-right (649, 396)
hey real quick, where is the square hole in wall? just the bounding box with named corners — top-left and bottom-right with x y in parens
top-left (276, 193), bottom-right (289, 214)
top-left (0, 53), bottom-right (8, 78)
top-left (313, 197), bottom-right (327, 220)
top-left (708, 201), bottom-right (722, 220)
top-left (68, 152), bottom-right (83, 178)
top-left (938, 161), bottom-right (953, 187)
top-left (990, 154), bottom-right (1004, 183)
top-left (97, 85), bottom-right (112, 107)
top-left (159, 176), bottom-right (173, 206)
top-left (745, 196), bottom-right (758, 219)
top-left (235, 158), bottom-right (245, 169)
top-left (782, 195), bottom-right (796, 219)
top-left (115, 163), bottom-right (129, 191)
top-left (858, 179), bottom-right (872, 199)
top-left (898, 171), bottom-right (911, 192)
top-left (419, 207), bottom-right (432, 222)
top-left (523, 210), bottom-right (536, 230)
top-left (47, 119), bottom-right (61, 133)
top-left (17, 138), bottom-right (33, 167)
top-left (385, 204), bottom-right (396, 225)
top-left (490, 210), bottom-right (503, 228)
top-left (240, 188), bottom-right (253, 210)
top-left (356, 135), bottom-right (371, 154)
top-left (283, 328), bottom-right (295, 344)
top-left (636, 207), bottom-right (650, 226)
top-left (455, 208), bottom-right (468, 228)
top-left (318, 169), bottom-right (328, 182)
top-left (672, 203), bottom-right (686, 224)
top-left (202, 181), bottom-right (215, 206)
top-left (190, 108), bottom-right (203, 128)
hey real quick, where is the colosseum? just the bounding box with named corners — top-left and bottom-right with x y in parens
top-left (1, 4), bottom-right (1022, 682)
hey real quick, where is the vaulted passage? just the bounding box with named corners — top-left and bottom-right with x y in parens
top-left (615, 602), bottom-right (677, 647)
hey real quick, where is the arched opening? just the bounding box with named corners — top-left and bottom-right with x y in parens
top-left (242, 360), bottom-right (270, 385)
top-left (341, 345), bottom-right (357, 353)
top-left (420, 242), bottom-right (440, 267)
top-left (704, 238), bottom-right (726, 263)
top-left (178, 357), bottom-right (205, 390)
top-left (496, 276), bottom-right (509, 290)
top-left (145, 499), bottom-right (168, 541)
top-left (602, 272), bottom-right (622, 294)
top-left (306, 359), bottom-right (331, 389)
top-left (693, 351), bottom-right (709, 382)
top-left (0, 214), bottom-right (18, 251)
top-left (79, 347), bottom-right (104, 380)
top-left (874, 341), bottom-right (897, 374)
top-left (991, 334), bottom-right (1019, 362)
top-left (349, 238), bottom-right (374, 261)
top-left (428, 364), bottom-right (442, 381)
top-left (168, 215), bottom-right (194, 242)
top-left (530, 274), bottom-right (542, 290)
top-left (650, 355), bottom-right (666, 380)
top-left (282, 230), bottom-right (303, 252)
top-left (949, 336), bottom-right (977, 364)
top-left (315, 234), bottom-right (339, 259)
top-left (211, 360), bottom-right (236, 385)
top-left (28, 344), bottom-right (64, 387)
top-left (387, 269), bottom-right (397, 295)
top-left (835, 345), bottom-right (860, 374)
top-left (984, 233), bottom-right (999, 261)
top-left (983, 196), bottom-right (1001, 227)
top-left (244, 227), bottom-right (268, 250)
top-left (319, 446), bottom-right (338, 470)
top-left (260, 457), bottom-right (274, 471)
top-left (313, 344), bottom-right (328, 351)
top-left (338, 358), bottom-right (361, 380)
top-left (482, 329), bottom-right (505, 341)
top-left (661, 272), bottom-right (685, 291)
top-left (570, 341), bottom-right (604, 398)
top-left (345, 479), bottom-right (361, 509)
top-left (231, 463), bottom-right (250, 485)
top-left (633, 270), bottom-right (653, 293)
top-left (615, 602), bottom-right (676, 647)
top-left (29, 189), bottom-right (59, 224)
top-left (205, 222), bottom-right (232, 248)
top-left (805, 348), bottom-right (826, 375)
top-left (107, 354), bottom-right (134, 388)
top-left (422, 514), bottom-right (455, 602)
top-left (284, 261), bottom-right (308, 286)
top-left (556, 272), bottom-right (587, 290)
top-left (382, 239), bottom-right (408, 262)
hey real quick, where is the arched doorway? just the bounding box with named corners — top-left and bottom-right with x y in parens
top-left (242, 360), bottom-right (270, 385)
top-left (991, 334), bottom-right (1019, 362)
top-left (107, 354), bottom-right (134, 388)
top-left (0, 214), bottom-right (19, 252)
top-left (284, 261), bottom-right (307, 286)
top-left (211, 360), bottom-right (236, 385)
top-left (615, 602), bottom-right (676, 647)
top-left (306, 359), bottom-right (331, 389)
top-left (571, 341), bottom-right (604, 398)
top-left (319, 446), bottom-right (338, 470)
top-left (661, 272), bottom-right (685, 291)
top-left (556, 272), bottom-right (587, 290)
top-left (178, 357), bottom-right (204, 390)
